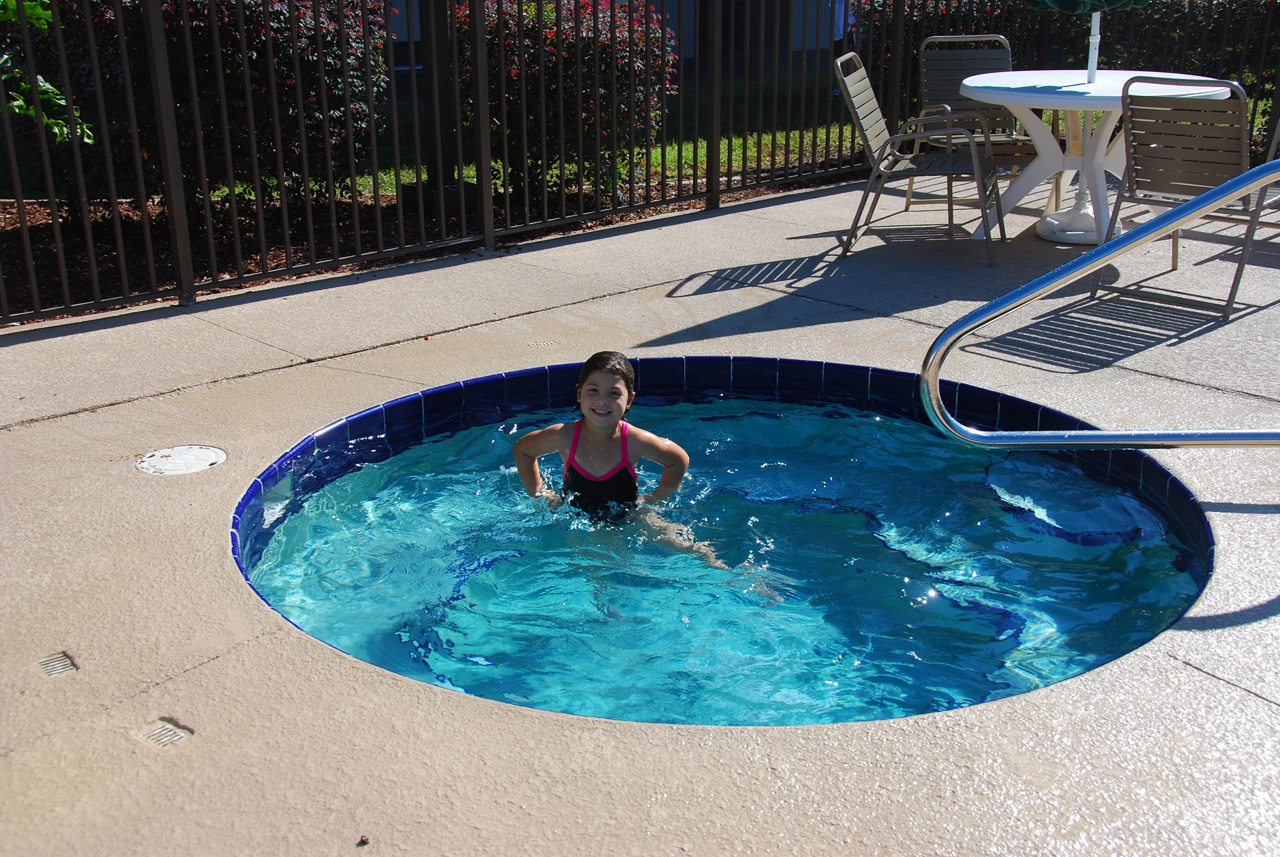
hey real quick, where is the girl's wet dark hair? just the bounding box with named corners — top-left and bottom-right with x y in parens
top-left (577, 351), bottom-right (636, 397)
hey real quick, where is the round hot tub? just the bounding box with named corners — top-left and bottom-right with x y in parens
top-left (232, 357), bottom-right (1211, 725)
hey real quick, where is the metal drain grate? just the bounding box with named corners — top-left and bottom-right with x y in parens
top-left (143, 720), bottom-right (192, 747)
top-left (527, 340), bottom-right (558, 347)
top-left (38, 652), bottom-right (77, 677)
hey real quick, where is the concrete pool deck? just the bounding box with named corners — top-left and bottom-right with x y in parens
top-left (3, 179), bottom-right (1279, 855)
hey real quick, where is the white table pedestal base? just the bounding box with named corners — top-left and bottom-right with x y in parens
top-left (1035, 181), bottom-right (1108, 244)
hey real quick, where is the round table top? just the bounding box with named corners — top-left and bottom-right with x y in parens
top-left (960, 69), bottom-right (1232, 110)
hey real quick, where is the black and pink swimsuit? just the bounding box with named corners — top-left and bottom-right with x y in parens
top-left (562, 419), bottom-right (638, 521)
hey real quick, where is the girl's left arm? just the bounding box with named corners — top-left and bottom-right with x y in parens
top-left (634, 430), bottom-right (690, 505)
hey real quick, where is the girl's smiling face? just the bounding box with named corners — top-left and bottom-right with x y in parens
top-left (577, 369), bottom-right (634, 427)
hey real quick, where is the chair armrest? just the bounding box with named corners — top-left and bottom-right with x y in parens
top-left (902, 110), bottom-right (991, 134)
top-left (879, 126), bottom-right (986, 161)
top-left (899, 111), bottom-right (995, 156)
top-left (917, 105), bottom-right (952, 118)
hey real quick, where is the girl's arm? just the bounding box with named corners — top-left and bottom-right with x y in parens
top-left (513, 424), bottom-right (568, 501)
top-left (631, 429), bottom-right (690, 505)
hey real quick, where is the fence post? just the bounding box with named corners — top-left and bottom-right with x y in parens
top-left (141, 0), bottom-right (195, 305)
top-left (705, 0), bottom-right (723, 210)
top-left (886, 0), bottom-right (906, 133)
top-left (469, 0), bottom-right (496, 247)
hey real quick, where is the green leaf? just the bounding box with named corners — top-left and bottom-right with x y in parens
top-left (0, 0), bottom-right (54, 32)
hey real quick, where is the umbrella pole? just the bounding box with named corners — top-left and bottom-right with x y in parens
top-left (1087, 11), bottom-right (1101, 83)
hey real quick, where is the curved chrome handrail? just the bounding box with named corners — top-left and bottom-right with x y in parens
top-left (921, 159), bottom-right (1280, 449)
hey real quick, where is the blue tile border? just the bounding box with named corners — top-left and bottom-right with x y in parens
top-left (231, 357), bottom-right (1214, 590)
top-left (729, 356), bottom-right (779, 399)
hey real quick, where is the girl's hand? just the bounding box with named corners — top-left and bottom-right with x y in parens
top-left (539, 489), bottom-right (563, 509)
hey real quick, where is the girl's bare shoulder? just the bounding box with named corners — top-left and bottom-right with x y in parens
top-left (515, 421), bottom-right (574, 454)
top-left (627, 424), bottom-right (688, 459)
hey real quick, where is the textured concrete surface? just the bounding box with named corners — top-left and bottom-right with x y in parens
top-left (3, 178), bottom-right (1279, 856)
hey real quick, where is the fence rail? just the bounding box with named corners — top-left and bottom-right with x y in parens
top-left (1, 0), bottom-right (1278, 323)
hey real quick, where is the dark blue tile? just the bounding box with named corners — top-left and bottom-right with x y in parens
top-left (936, 379), bottom-right (961, 419)
top-left (1038, 405), bottom-right (1092, 434)
top-left (383, 392), bottom-right (425, 434)
top-left (385, 393), bottom-right (427, 454)
top-left (346, 405), bottom-right (386, 443)
top-left (820, 362), bottom-right (871, 405)
top-left (423, 382), bottom-right (466, 435)
top-left (633, 357), bottom-right (686, 398)
top-left (868, 368), bottom-right (920, 410)
top-left (462, 373), bottom-right (508, 410)
top-left (955, 384), bottom-right (1002, 432)
top-left (996, 394), bottom-right (1043, 432)
top-left (547, 363), bottom-right (582, 409)
top-left (685, 356), bottom-right (731, 395)
top-left (279, 436), bottom-right (317, 473)
top-left (256, 462), bottom-right (282, 494)
top-left (1142, 460), bottom-right (1172, 503)
top-left (344, 406), bottom-right (391, 464)
top-left (777, 359), bottom-right (824, 398)
top-left (1164, 478), bottom-right (1215, 572)
top-left (236, 504), bottom-right (265, 554)
top-left (1107, 449), bottom-right (1146, 492)
top-left (294, 444), bottom-right (365, 494)
top-left (229, 528), bottom-right (241, 565)
top-left (1165, 477), bottom-right (1203, 534)
top-left (505, 366), bottom-right (550, 412)
top-left (312, 418), bottom-right (349, 452)
top-left (1075, 449), bottom-right (1113, 483)
top-left (234, 480), bottom-right (263, 523)
top-left (731, 357), bottom-right (778, 399)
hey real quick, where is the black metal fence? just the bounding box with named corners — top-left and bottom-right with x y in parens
top-left (2, 0), bottom-right (1278, 323)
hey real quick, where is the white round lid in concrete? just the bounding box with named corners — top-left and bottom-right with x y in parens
top-left (137, 445), bottom-right (227, 475)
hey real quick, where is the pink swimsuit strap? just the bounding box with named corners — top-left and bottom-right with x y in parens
top-left (564, 420), bottom-right (636, 481)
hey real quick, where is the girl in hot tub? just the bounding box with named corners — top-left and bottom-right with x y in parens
top-left (513, 351), bottom-right (724, 568)
top-left (513, 350), bottom-right (687, 521)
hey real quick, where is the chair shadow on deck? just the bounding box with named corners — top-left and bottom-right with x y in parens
top-left (637, 233), bottom-right (1040, 349)
top-left (965, 230), bottom-right (1280, 372)
top-left (962, 292), bottom-right (1249, 373)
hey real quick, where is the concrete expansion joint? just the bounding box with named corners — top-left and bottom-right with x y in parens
top-left (0, 364), bottom-right (307, 432)
top-left (113, 628), bottom-right (284, 709)
top-left (187, 313), bottom-right (308, 361)
top-left (1169, 654), bottom-right (1280, 709)
top-left (1, 279), bottom-right (676, 432)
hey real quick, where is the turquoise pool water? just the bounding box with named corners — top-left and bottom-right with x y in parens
top-left (245, 398), bottom-right (1203, 725)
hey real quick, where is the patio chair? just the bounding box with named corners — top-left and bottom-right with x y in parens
top-left (1094, 76), bottom-right (1280, 319)
top-left (909, 34), bottom-right (1052, 212)
top-left (835, 50), bottom-right (1006, 265)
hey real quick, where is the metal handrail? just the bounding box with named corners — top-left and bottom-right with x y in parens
top-left (921, 159), bottom-right (1280, 449)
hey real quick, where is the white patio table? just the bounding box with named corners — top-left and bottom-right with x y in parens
top-left (960, 69), bottom-right (1231, 243)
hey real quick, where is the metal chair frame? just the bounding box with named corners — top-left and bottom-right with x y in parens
top-left (910, 34), bottom-right (1053, 212)
top-left (835, 51), bottom-right (1007, 265)
top-left (1095, 76), bottom-right (1280, 319)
